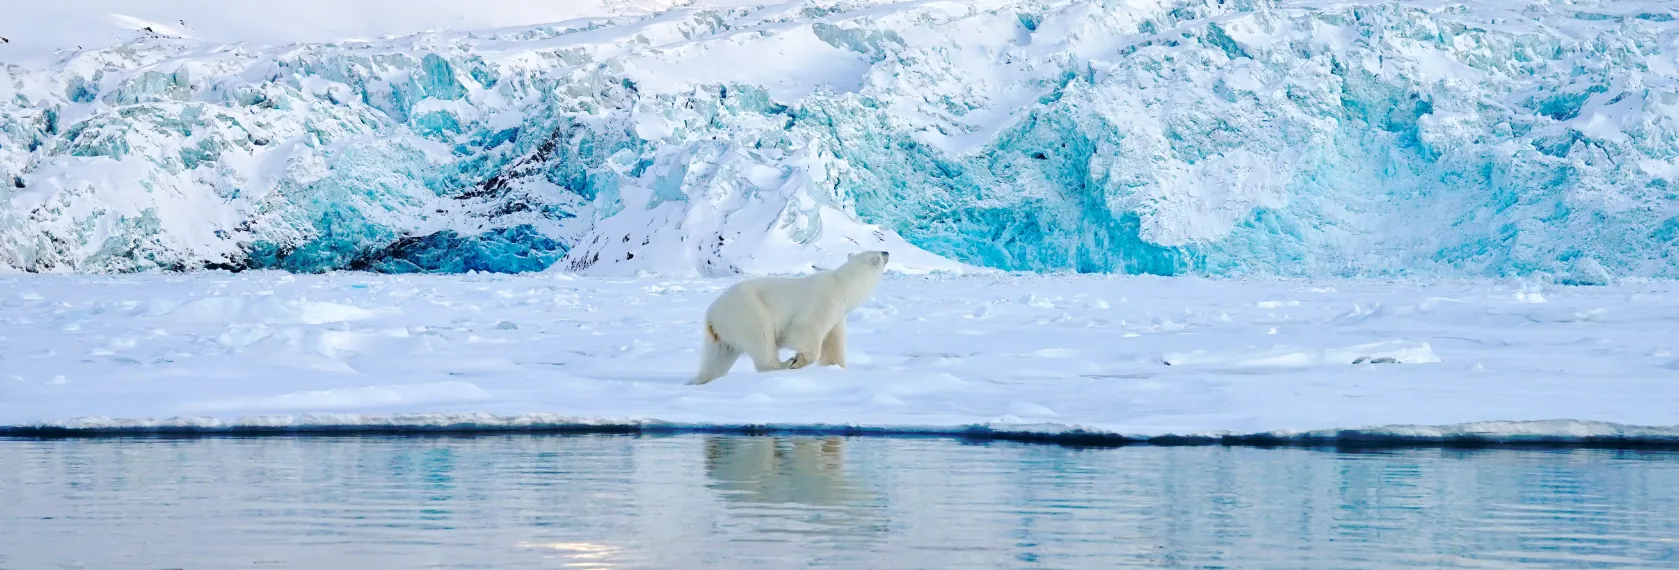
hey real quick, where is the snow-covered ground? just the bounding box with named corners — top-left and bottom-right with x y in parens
top-left (3, 272), bottom-right (1676, 443)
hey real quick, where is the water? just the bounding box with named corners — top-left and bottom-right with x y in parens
top-left (2, 435), bottom-right (1677, 569)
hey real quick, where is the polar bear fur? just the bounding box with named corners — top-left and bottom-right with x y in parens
top-left (690, 251), bottom-right (889, 385)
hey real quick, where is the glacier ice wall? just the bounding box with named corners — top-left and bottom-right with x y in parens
top-left (1, 0), bottom-right (1675, 278)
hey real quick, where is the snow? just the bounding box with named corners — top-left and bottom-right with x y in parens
top-left (0, 0), bottom-right (693, 65)
top-left (3, 0), bottom-right (1677, 278)
top-left (2, 272), bottom-right (1676, 444)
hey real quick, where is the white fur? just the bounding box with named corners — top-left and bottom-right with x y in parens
top-left (690, 251), bottom-right (889, 385)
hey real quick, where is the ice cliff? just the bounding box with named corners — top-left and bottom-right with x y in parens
top-left (1, 0), bottom-right (1675, 277)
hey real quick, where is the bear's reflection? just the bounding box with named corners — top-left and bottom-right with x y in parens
top-left (702, 436), bottom-right (887, 540)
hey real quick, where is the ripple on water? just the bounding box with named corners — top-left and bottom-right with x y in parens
top-left (1, 437), bottom-right (1677, 569)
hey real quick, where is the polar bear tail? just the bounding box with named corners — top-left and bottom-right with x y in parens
top-left (691, 322), bottom-right (741, 385)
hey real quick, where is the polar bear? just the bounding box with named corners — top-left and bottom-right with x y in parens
top-left (690, 251), bottom-right (889, 385)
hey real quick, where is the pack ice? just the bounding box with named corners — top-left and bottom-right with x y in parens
top-left (1, 272), bottom-right (1676, 443)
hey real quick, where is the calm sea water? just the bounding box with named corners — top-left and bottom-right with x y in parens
top-left (1, 435), bottom-right (1677, 569)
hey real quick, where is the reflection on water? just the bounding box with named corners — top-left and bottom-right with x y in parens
top-left (705, 436), bottom-right (859, 506)
top-left (1, 435), bottom-right (1677, 569)
top-left (703, 436), bottom-right (885, 549)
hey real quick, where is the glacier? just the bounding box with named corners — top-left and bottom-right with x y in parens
top-left (1, 0), bottom-right (1676, 277)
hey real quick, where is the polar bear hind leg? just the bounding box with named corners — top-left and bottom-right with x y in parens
top-left (781, 310), bottom-right (840, 370)
top-left (693, 317), bottom-right (786, 385)
top-left (740, 327), bottom-right (785, 373)
top-left (781, 330), bottom-right (823, 370)
top-left (690, 323), bottom-right (742, 385)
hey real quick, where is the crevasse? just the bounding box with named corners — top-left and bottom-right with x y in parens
top-left (0, 0), bottom-right (1674, 278)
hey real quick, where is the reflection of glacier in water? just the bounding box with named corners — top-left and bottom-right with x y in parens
top-left (3, 434), bottom-right (1679, 568)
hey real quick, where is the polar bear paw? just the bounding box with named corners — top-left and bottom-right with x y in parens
top-left (784, 353), bottom-right (815, 370)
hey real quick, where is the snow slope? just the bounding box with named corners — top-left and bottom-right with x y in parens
top-left (3, 0), bottom-right (1676, 278)
top-left (2, 273), bottom-right (1676, 443)
top-left (0, 0), bottom-right (696, 65)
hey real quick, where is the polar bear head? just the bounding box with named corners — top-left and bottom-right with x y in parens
top-left (842, 250), bottom-right (890, 273)
top-left (827, 250), bottom-right (889, 306)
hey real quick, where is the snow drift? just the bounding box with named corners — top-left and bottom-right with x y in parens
top-left (1, 0), bottom-right (1676, 278)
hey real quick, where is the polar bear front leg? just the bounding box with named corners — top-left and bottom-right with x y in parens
top-left (818, 321), bottom-right (846, 367)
